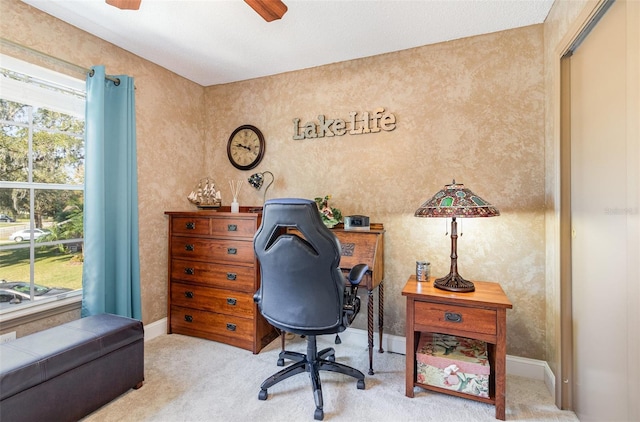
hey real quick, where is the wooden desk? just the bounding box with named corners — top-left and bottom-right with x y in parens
top-left (286, 224), bottom-right (385, 375)
top-left (331, 224), bottom-right (385, 375)
top-left (402, 276), bottom-right (512, 420)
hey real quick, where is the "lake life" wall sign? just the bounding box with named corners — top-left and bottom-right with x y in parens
top-left (293, 107), bottom-right (396, 140)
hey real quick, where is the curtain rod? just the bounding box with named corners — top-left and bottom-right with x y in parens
top-left (0, 37), bottom-right (120, 85)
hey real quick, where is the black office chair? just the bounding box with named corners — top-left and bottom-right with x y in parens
top-left (253, 198), bottom-right (368, 421)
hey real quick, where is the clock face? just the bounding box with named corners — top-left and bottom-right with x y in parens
top-left (227, 125), bottom-right (265, 170)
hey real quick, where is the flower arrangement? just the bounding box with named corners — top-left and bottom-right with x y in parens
top-left (314, 195), bottom-right (342, 228)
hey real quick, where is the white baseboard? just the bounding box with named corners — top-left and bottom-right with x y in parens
top-left (544, 361), bottom-right (556, 396)
top-left (142, 319), bottom-right (556, 396)
top-left (143, 317), bottom-right (167, 342)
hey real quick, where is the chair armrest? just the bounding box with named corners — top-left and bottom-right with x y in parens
top-left (347, 264), bottom-right (369, 286)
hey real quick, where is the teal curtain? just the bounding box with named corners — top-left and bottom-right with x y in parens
top-left (82, 66), bottom-right (141, 319)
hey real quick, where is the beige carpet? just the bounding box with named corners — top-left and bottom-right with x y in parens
top-left (83, 334), bottom-right (579, 422)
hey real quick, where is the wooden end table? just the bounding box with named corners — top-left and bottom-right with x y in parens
top-left (402, 275), bottom-right (513, 420)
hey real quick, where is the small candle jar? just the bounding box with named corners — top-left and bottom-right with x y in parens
top-left (416, 261), bottom-right (430, 282)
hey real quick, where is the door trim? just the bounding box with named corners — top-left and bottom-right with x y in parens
top-left (557, 0), bottom-right (612, 410)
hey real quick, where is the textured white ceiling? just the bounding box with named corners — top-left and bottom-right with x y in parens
top-left (21, 0), bottom-right (554, 86)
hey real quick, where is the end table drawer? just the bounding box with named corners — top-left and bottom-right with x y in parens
top-left (414, 302), bottom-right (496, 335)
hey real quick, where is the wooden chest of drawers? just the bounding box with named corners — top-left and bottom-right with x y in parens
top-left (165, 208), bottom-right (278, 353)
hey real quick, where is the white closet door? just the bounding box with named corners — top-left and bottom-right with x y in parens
top-left (569, 1), bottom-right (639, 420)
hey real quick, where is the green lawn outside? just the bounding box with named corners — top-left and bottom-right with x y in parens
top-left (0, 246), bottom-right (83, 290)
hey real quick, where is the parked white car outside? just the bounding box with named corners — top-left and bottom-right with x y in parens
top-left (8, 228), bottom-right (50, 242)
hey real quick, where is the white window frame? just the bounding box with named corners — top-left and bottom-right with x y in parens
top-left (0, 54), bottom-right (85, 322)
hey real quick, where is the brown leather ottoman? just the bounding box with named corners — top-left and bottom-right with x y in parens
top-left (0, 313), bottom-right (144, 422)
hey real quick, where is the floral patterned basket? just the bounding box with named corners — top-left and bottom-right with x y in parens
top-left (416, 333), bottom-right (490, 398)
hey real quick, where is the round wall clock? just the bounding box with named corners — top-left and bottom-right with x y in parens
top-left (227, 125), bottom-right (265, 170)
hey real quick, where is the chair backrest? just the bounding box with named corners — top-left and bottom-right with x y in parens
top-left (253, 198), bottom-right (345, 335)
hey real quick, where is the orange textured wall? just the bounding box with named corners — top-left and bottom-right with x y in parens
top-left (3, 0), bottom-right (547, 359)
top-left (205, 25), bottom-right (545, 359)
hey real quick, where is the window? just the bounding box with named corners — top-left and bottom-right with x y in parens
top-left (0, 55), bottom-right (85, 314)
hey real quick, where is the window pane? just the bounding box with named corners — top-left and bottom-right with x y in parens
top-left (0, 188), bottom-right (19, 228)
top-left (0, 98), bottom-right (30, 124)
top-left (32, 189), bottom-right (83, 241)
top-left (34, 245), bottom-right (82, 292)
top-left (0, 188), bottom-right (27, 233)
top-left (0, 245), bottom-right (81, 310)
top-left (32, 112), bottom-right (84, 185)
top-left (1, 123), bottom-right (29, 183)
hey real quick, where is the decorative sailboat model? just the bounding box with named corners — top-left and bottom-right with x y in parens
top-left (187, 177), bottom-right (222, 208)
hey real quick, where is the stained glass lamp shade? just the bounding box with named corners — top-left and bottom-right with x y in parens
top-left (414, 180), bottom-right (500, 292)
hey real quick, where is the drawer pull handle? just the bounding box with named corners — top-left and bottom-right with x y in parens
top-left (227, 224), bottom-right (237, 231)
top-left (226, 298), bottom-right (237, 306)
top-left (444, 312), bottom-right (462, 323)
top-left (227, 247), bottom-right (237, 255)
top-left (185, 244), bottom-right (194, 251)
top-left (184, 315), bottom-right (193, 323)
top-left (184, 267), bottom-right (194, 275)
top-left (226, 272), bottom-right (237, 281)
top-left (185, 222), bottom-right (195, 230)
top-left (226, 323), bottom-right (236, 331)
top-left (184, 291), bottom-right (194, 299)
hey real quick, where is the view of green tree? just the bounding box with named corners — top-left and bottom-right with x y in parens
top-left (0, 99), bottom-right (84, 228)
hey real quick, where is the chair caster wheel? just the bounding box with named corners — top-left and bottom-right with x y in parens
top-left (277, 358), bottom-right (285, 366)
top-left (357, 379), bottom-right (365, 390)
top-left (314, 408), bottom-right (324, 420)
top-left (258, 389), bottom-right (268, 400)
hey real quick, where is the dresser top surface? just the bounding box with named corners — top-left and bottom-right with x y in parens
top-left (165, 207), bottom-right (262, 217)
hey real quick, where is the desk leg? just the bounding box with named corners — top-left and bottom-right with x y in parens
top-left (495, 308), bottom-right (507, 420)
top-left (367, 289), bottom-right (374, 375)
top-left (405, 298), bottom-right (415, 397)
top-left (378, 281), bottom-right (384, 354)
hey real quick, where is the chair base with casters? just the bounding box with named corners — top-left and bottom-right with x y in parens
top-left (276, 331), bottom-right (344, 366)
top-left (258, 334), bottom-right (365, 421)
top-left (259, 264), bottom-right (366, 420)
top-left (276, 331), bottom-right (307, 367)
